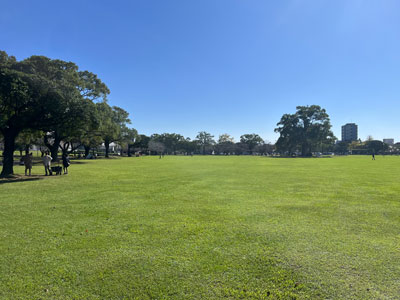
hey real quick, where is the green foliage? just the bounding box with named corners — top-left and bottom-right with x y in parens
top-left (97, 103), bottom-right (131, 157)
top-left (275, 105), bottom-right (336, 156)
top-left (150, 133), bottom-right (187, 154)
top-left (240, 133), bottom-right (264, 153)
top-left (131, 134), bottom-right (151, 152)
top-left (196, 131), bottom-right (215, 154)
top-left (15, 129), bottom-right (43, 154)
top-left (366, 140), bottom-right (388, 154)
top-left (333, 141), bottom-right (350, 154)
top-left (218, 133), bottom-right (235, 144)
top-left (0, 50), bottom-right (111, 175)
top-left (216, 134), bottom-right (235, 155)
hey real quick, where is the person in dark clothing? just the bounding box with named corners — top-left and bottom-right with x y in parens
top-left (62, 153), bottom-right (71, 174)
top-left (372, 153), bottom-right (375, 160)
top-left (23, 153), bottom-right (33, 176)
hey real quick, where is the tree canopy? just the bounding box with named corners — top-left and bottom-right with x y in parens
top-left (240, 134), bottom-right (264, 154)
top-left (275, 105), bottom-right (335, 157)
top-left (195, 131), bottom-right (215, 155)
top-left (0, 51), bottom-right (115, 176)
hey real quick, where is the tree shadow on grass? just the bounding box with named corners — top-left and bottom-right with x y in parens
top-left (0, 175), bottom-right (45, 185)
top-left (268, 156), bottom-right (333, 159)
top-left (70, 161), bottom-right (90, 164)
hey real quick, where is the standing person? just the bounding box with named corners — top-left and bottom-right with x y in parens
top-left (43, 152), bottom-right (53, 176)
top-left (372, 152), bottom-right (376, 160)
top-left (23, 153), bottom-right (33, 176)
top-left (62, 153), bottom-right (70, 174)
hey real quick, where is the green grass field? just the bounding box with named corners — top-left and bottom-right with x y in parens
top-left (1, 156), bottom-right (399, 299)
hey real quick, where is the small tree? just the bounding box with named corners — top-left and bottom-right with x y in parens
top-left (240, 134), bottom-right (264, 154)
top-left (97, 103), bottom-right (131, 158)
top-left (195, 131), bottom-right (215, 155)
top-left (334, 141), bottom-right (350, 155)
top-left (366, 140), bottom-right (387, 155)
top-left (120, 127), bottom-right (138, 157)
top-left (131, 134), bottom-right (150, 154)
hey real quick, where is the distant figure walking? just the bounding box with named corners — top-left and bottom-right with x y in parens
top-left (23, 153), bottom-right (33, 176)
top-left (372, 153), bottom-right (375, 160)
top-left (43, 152), bottom-right (53, 176)
top-left (62, 153), bottom-right (70, 174)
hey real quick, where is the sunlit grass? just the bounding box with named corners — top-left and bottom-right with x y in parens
top-left (1, 155), bottom-right (399, 299)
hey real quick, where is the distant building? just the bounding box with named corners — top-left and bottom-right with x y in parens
top-left (383, 138), bottom-right (394, 145)
top-left (341, 123), bottom-right (358, 142)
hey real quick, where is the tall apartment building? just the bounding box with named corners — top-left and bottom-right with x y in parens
top-left (341, 123), bottom-right (358, 142)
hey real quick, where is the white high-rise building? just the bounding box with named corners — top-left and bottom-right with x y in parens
top-left (341, 123), bottom-right (358, 142)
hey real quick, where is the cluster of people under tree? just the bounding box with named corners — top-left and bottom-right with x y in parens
top-left (21, 152), bottom-right (70, 176)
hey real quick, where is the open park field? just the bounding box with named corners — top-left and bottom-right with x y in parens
top-left (1, 156), bottom-right (399, 299)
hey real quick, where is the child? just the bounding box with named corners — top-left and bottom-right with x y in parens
top-left (62, 153), bottom-right (70, 174)
top-left (23, 153), bottom-right (33, 176)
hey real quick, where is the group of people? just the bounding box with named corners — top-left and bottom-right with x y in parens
top-left (21, 152), bottom-right (71, 176)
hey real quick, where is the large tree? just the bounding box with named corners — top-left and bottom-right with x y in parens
top-left (216, 134), bottom-right (235, 155)
top-left (366, 140), bottom-right (388, 155)
top-left (275, 105), bottom-right (335, 157)
top-left (0, 51), bottom-right (109, 176)
top-left (29, 57), bottom-right (110, 160)
top-left (150, 133), bottom-right (186, 154)
top-left (0, 52), bottom-right (59, 176)
top-left (195, 131), bottom-right (215, 155)
top-left (43, 99), bottom-right (101, 159)
top-left (240, 134), bottom-right (264, 154)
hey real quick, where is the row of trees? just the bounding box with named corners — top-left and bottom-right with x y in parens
top-left (129, 132), bottom-right (273, 156)
top-left (0, 51), bottom-right (134, 177)
top-left (130, 106), bottom-right (336, 157)
top-left (335, 139), bottom-right (391, 155)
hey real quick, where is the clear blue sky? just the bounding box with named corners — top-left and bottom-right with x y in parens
top-left (1, 0), bottom-right (400, 142)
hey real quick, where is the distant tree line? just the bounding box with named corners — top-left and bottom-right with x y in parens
top-left (129, 132), bottom-right (274, 156)
top-left (334, 139), bottom-right (391, 155)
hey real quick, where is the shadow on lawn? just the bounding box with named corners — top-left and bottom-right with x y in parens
top-left (268, 156), bottom-right (333, 159)
top-left (0, 175), bottom-right (44, 185)
top-left (70, 160), bottom-right (90, 164)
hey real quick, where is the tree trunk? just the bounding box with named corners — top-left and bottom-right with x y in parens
top-left (84, 145), bottom-right (90, 157)
top-left (25, 144), bottom-right (30, 156)
top-left (44, 134), bottom-right (61, 161)
top-left (105, 140), bottom-right (110, 158)
top-left (1, 129), bottom-right (18, 177)
top-left (301, 143), bottom-right (311, 157)
top-left (61, 142), bottom-right (69, 156)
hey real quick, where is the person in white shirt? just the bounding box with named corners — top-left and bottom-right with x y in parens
top-left (42, 152), bottom-right (53, 176)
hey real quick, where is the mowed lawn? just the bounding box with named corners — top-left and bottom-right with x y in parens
top-left (1, 156), bottom-right (400, 299)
